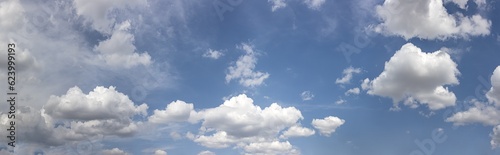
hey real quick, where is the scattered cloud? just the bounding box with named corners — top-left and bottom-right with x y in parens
top-left (335, 99), bottom-right (346, 105)
top-left (100, 148), bottom-right (130, 155)
top-left (363, 43), bottom-right (460, 110)
top-left (226, 43), bottom-right (270, 87)
top-left (244, 141), bottom-right (300, 155)
top-left (269, 0), bottom-right (287, 11)
top-left (373, 0), bottom-right (491, 40)
top-left (492, 125), bottom-right (500, 149)
top-left (345, 88), bottom-right (360, 96)
top-left (312, 116), bottom-right (345, 137)
top-left (304, 0), bottom-right (326, 10)
top-left (198, 150), bottom-right (215, 155)
top-left (203, 49), bottom-right (224, 59)
top-left (301, 91), bottom-right (315, 101)
top-left (336, 67), bottom-right (361, 85)
top-left (154, 150), bottom-right (168, 155)
top-left (445, 66), bottom-right (500, 148)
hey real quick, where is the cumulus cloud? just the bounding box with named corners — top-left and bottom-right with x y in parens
top-left (148, 100), bottom-right (197, 124)
top-left (363, 43), bottom-right (460, 110)
top-left (244, 141), bottom-right (300, 155)
top-left (301, 91), bottom-right (314, 101)
top-left (203, 49), bottom-right (224, 59)
top-left (486, 66), bottom-right (500, 107)
top-left (154, 150), bottom-right (168, 155)
top-left (198, 150), bottom-right (215, 155)
top-left (336, 67), bottom-right (361, 85)
top-left (100, 148), bottom-right (130, 155)
top-left (335, 99), bottom-right (346, 105)
top-left (185, 94), bottom-right (334, 154)
top-left (303, 0), bottom-right (326, 10)
top-left (345, 87), bottom-right (360, 96)
top-left (280, 125), bottom-right (316, 139)
top-left (312, 116), bottom-right (345, 137)
top-left (445, 66), bottom-right (500, 148)
top-left (94, 20), bottom-right (152, 68)
top-left (268, 0), bottom-right (287, 11)
top-left (445, 99), bottom-right (500, 126)
top-left (226, 43), bottom-right (270, 87)
top-left (374, 0), bottom-right (491, 40)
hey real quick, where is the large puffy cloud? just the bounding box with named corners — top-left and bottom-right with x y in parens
top-left (185, 94), bottom-right (329, 154)
top-left (312, 116), bottom-right (345, 137)
top-left (374, 0), bottom-right (491, 40)
top-left (226, 43), bottom-right (270, 87)
top-left (363, 43), bottom-right (460, 110)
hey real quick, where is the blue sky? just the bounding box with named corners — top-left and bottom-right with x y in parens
top-left (1, 0), bottom-right (500, 154)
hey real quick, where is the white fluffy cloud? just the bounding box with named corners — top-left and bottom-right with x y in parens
top-left (94, 20), bottom-right (152, 68)
top-left (336, 67), bottom-right (361, 85)
top-left (203, 49), bottom-right (224, 59)
top-left (226, 43), bottom-right (270, 87)
top-left (100, 148), bottom-right (130, 155)
top-left (486, 66), bottom-right (500, 107)
top-left (280, 125), bottom-right (316, 139)
top-left (301, 91), bottom-right (314, 101)
top-left (269, 0), bottom-right (287, 11)
top-left (446, 99), bottom-right (500, 126)
top-left (492, 125), bottom-right (500, 149)
top-left (303, 0), bottom-right (326, 10)
top-left (374, 0), bottom-right (491, 40)
top-left (185, 94), bottom-right (334, 154)
top-left (198, 150), bottom-right (215, 155)
top-left (148, 100), bottom-right (197, 124)
top-left (244, 141), bottom-right (300, 155)
top-left (364, 43), bottom-right (460, 110)
top-left (345, 87), bottom-right (360, 96)
top-left (445, 66), bottom-right (500, 148)
top-left (154, 150), bottom-right (168, 155)
top-left (312, 116), bottom-right (345, 137)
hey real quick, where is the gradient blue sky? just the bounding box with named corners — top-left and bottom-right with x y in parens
top-left (1, 0), bottom-right (500, 155)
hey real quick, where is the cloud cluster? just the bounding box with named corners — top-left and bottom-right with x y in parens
top-left (446, 66), bottom-right (500, 148)
top-left (226, 43), bottom-right (270, 87)
top-left (148, 94), bottom-right (345, 154)
top-left (363, 43), bottom-right (460, 110)
top-left (374, 0), bottom-right (491, 40)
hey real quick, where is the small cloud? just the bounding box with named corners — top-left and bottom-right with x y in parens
top-left (335, 99), bottom-right (346, 105)
top-left (345, 87), bottom-right (360, 96)
top-left (203, 49), bottom-right (224, 59)
top-left (301, 91), bottom-right (314, 101)
top-left (336, 67), bottom-right (361, 85)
